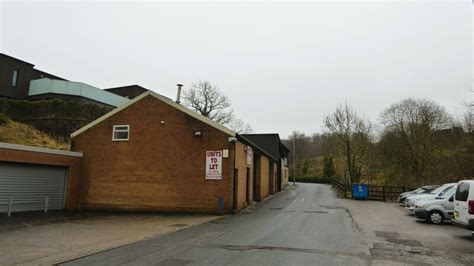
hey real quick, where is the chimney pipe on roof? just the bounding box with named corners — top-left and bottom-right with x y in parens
top-left (176, 83), bottom-right (183, 104)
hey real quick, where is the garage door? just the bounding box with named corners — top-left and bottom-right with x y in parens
top-left (0, 163), bottom-right (68, 213)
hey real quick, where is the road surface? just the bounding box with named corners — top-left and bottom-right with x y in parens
top-left (62, 183), bottom-right (369, 265)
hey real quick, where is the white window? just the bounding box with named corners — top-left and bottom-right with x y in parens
top-left (112, 125), bottom-right (130, 141)
top-left (12, 70), bottom-right (18, 87)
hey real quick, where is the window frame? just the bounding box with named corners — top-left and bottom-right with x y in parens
top-left (12, 69), bottom-right (19, 87)
top-left (455, 182), bottom-right (470, 202)
top-left (112, 125), bottom-right (130, 141)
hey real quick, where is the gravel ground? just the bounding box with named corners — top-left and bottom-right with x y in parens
top-left (343, 198), bottom-right (474, 265)
top-left (0, 211), bottom-right (217, 265)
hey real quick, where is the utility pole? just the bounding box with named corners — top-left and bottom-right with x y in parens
top-left (292, 137), bottom-right (296, 186)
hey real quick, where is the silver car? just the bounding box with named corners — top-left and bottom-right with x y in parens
top-left (413, 185), bottom-right (457, 224)
top-left (398, 185), bottom-right (439, 205)
top-left (405, 183), bottom-right (456, 213)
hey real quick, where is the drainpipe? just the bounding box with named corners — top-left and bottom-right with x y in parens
top-left (231, 140), bottom-right (236, 214)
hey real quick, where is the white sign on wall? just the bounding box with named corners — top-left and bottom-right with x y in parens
top-left (206, 150), bottom-right (223, 180)
top-left (246, 146), bottom-right (253, 166)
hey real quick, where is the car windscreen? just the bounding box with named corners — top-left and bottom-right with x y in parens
top-left (437, 185), bottom-right (455, 198)
top-left (455, 182), bottom-right (470, 202)
top-left (430, 185), bottom-right (449, 195)
top-left (413, 188), bottom-right (424, 194)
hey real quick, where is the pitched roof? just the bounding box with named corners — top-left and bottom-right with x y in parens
top-left (241, 133), bottom-right (290, 159)
top-left (236, 134), bottom-right (278, 162)
top-left (71, 91), bottom-right (236, 138)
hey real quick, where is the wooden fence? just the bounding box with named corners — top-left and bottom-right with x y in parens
top-left (332, 178), bottom-right (413, 202)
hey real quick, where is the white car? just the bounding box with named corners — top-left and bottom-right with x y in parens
top-left (405, 183), bottom-right (456, 213)
top-left (452, 180), bottom-right (474, 232)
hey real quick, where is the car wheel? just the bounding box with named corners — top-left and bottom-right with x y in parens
top-left (428, 211), bottom-right (444, 224)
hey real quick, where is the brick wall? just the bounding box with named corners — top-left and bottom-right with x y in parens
top-left (72, 95), bottom-right (237, 214)
top-left (282, 164), bottom-right (289, 188)
top-left (234, 142), bottom-right (253, 210)
top-left (270, 162), bottom-right (277, 194)
top-left (257, 156), bottom-right (270, 200)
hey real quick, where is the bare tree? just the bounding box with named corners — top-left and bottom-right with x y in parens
top-left (463, 111), bottom-right (473, 133)
top-left (183, 81), bottom-right (234, 125)
top-left (324, 103), bottom-right (372, 183)
top-left (287, 131), bottom-right (310, 178)
top-left (227, 118), bottom-right (253, 134)
top-left (462, 87), bottom-right (474, 132)
top-left (380, 98), bottom-right (452, 181)
top-left (183, 80), bottom-right (252, 132)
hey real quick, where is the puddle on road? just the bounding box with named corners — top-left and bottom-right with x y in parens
top-left (320, 205), bottom-right (347, 210)
top-left (210, 219), bottom-right (233, 224)
top-left (303, 210), bottom-right (329, 214)
top-left (171, 224), bottom-right (188, 227)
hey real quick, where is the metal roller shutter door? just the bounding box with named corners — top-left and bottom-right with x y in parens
top-left (0, 162), bottom-right (67, 213)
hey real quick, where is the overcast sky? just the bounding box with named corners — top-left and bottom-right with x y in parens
top-left (1, 1), bottom-right (472, 138)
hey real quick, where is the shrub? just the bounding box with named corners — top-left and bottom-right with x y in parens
top-left (0, 113), bottom-right (8, 125)
top-left (323, 155), bottom-right (336, 178)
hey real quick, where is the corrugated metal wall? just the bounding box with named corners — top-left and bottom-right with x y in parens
top-left (0, 162), bottom-right (67, 213)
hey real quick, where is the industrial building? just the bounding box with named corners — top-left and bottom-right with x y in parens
top-left (0, 53), bottom-right (290, 214)
top-left (69, 91), bottom-right (285, 214)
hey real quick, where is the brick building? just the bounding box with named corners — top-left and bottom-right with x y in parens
top-left (241, 134), bottom-right (290, 191)
top-left (71, 91), bottom-right (280, 214)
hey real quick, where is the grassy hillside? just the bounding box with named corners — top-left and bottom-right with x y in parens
top-left (293, 156), bottom-right (332, 183)
top-left (0, 117), bottom-right (69, 150)
top-left (0, 98), bottom-right (112, 140)
top-left (296, 156), bottom-right (324, 177)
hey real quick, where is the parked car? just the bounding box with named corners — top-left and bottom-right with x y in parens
top-left (398, 185), bottom-right (439, 205)
top-left (405, 183), bottom-right (457, 213)
top-left (452, 180), bottom-right (474, 231)
top-left (413, 185), bottom-right (456, 224)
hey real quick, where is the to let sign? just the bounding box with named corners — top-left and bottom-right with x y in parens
top-left (246, 146), bottom-right (253, 166)
top-left (206, 150), bottom-right (223, 180)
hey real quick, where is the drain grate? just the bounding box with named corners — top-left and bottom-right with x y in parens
top-left (387, 238), bottom-right (422, 247)
top-left (270, 207), bottom-right (283, 210)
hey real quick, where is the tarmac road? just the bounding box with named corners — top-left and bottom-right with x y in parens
top-left (62, 183), bottom-right (368, 266)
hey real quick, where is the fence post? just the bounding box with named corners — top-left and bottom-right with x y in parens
top-left (7, 196), bottom-right (13, 216)
top-left (44, 196), bottom-right (49, 213)
top-left (382, 186), bottom-right (386, 202)
top-left (344, 182), bottom-right (348, 198)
